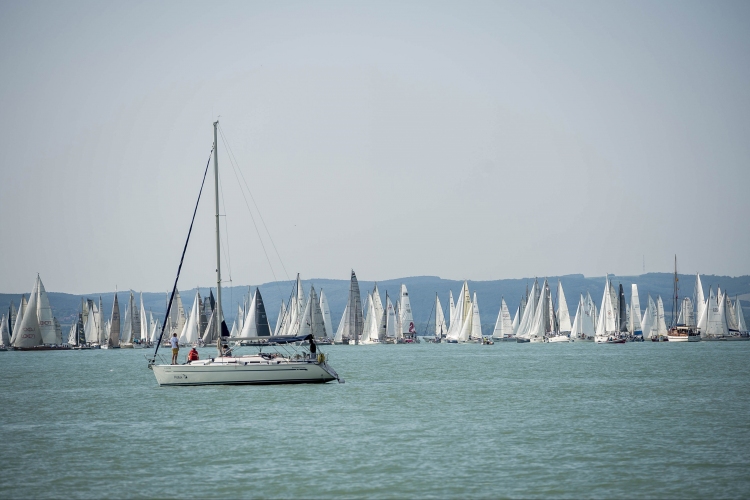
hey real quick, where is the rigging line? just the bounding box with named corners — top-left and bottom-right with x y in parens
top-left (218, 123), bottom-right (291, 283)
top-left (149, 148), bottom-right (213, 364)
top-left (217, 129), bottom-right (285, 302)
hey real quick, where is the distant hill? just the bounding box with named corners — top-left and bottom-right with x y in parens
top-left (1, 273), bottom-right (748, 336)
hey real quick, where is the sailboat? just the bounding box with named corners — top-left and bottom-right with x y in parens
top-left (667, 257), bottom-right (700, 342)
top-left (548, 280), bottom-right (571, 342)
top-left (492, 297), bottom-right (514, 341)
top-left (384, 292), bottom-right (398, 343)
top-left (11, 275), bottom-right (69, 350)
top-left (570, 294), bottom-right (595, 341)
top-left (433, 293), bottom-right (448, 342)
top-left (335, 270), bottom-right (364, 345)
top-left (319, 290), bottom-right (333, 342)
top-left (399, 284), bottom-right (417, 342)
top-left (149, 121), bottom-right (340, 385)
top-left (595, 276), bottom-right (626, 344)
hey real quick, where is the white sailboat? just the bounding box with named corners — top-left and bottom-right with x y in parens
top-left (150, 121), bottom-right (341, 386)
top-left (469, 292), bottom-right (483, 342)
top-left (548, 280), bottom-right (570, 342)
top-left (570, 294), bottom-right (595, 342)
top-left (12, 275), bottom-right (68, 350)
top-left (629, 284), bottom-right (643, 338)
top-left (180, 291), bottom-right (201, 345)
top-left (737, 297), bottom-right (748, 335)
top-left (595, 277), bottom-right (626, 344)
top-left (371, 284), bottom-right (385, 342)
top-left (399, 284), bottom-right (417, 341)
top-left (515, 280), bottom-right (539, 343)
top-left (384, 292), bottom-right (398, 343)
top-left (666, 257), bottom-right (700, 342)
top-left (492, 297), bottom-right (514, 341)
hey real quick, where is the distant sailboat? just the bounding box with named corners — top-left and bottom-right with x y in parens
top-left (595, 276), bottom-right (625, 344)
top-left (399, 284), bottom-right (417, 341)
top-left (434, 294), bottom-right (448, 340)
top-left (336, 270), bottom-right (364, 345)
top-left (570, 294), bottom-right (595, 342)
top-left (0, 314), bottom-right (10, 349)
top-left (12, 275), bottom-right (68, 350)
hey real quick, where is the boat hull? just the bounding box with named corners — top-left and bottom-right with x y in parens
top-left (152, 359), bottom-right (337, 386)
top-left (547, 335), bottom-right (570, 343)
top-left (667, 335), bottom-right (700, 342)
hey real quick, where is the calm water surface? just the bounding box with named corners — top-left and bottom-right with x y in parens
top-left (1, 342), bottom-right (749, 498)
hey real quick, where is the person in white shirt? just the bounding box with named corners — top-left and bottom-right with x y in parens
top-left (170, 333), bottom-right (179, 365)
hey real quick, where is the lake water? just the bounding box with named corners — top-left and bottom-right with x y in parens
top-left (1, 341), bottom-right (749, 498)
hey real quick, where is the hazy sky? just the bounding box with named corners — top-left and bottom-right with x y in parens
top-left (1, 0), bottom-right (749, 294)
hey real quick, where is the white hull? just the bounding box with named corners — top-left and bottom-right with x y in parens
top-left (547, 335), bottom-right (570, 343)
top-left (529, 337), bottom-right (545, 343)
top-left (151, 355), bottom-right (338, 386)
top-left (667, 335), bottom-right (700, 342)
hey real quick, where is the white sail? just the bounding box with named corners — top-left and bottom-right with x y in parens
top-left (298, 286), bottom-right (326, 338)
top-left (511, 306), bottom-right (520, 335)
top-left (446, 282), bottom-right (470, 341)
top-left (13, 295), bottom-right (28, 344)
top-left (67, 322), bottom-right (77, 346)
top-left (0, 314), bottom-right (10, 346)
top-left (724, 293), bottom-right (738, 332)
top-left (172, 290), bottom-right (187, 337)
top-left (694, 274), bottom-right (706, 326)
top-left (13, 278), bottom-right (41, 348)
top-left (492, 298), bottom-right (513, 339)
top-left (595, 277), bottom-right (618, 339)
top-left (629, 284), bottom-right (642, 335)
top-left (556, 281), bottom-right (572, 333)
top-left (36, 276), bottom-right (58, 345)
top-left (641, 295), bottom-right (656, 339)
top-left (656, 296), bottom-right (668, 336)
top-left (435, 294), bottom-right (448, 338)
top-left (334, 303), bottom-right (349, 343)
top-left (139, 293), bottom-right (148, 342)
top-left (448, 291), bottom-right (455, 328)
top-left (84, 301), bottom-right (99, 344)
top-left (679, 297), bottom-right (695, 327)
top-left (395, 301), bottom-right (402, 339)
top-left (273, 301), bottom-right (286, 336)
top-left (516, 280), bottom-right (539, 339)
top-left (737, 298), bottom-right (747, 332)
top-left (470, 293), bottom-right (482, 340)
top-left (385, 294), bottom-right (398, 339)
top-left (149, 312), bottom-right (159, 343)
top-left (229, 318), bottom-right (238, 338)
top-left (703, 288), bottom-right (726, 337)
top-left (360, 292), bottom-right (374, 343)
top-left (457, 303), bottom-right (473, 343)
top-left (121, 293), bottom-right (133, 344)
top-left (319, 290), bottom-right (333, 338)
top-left (399, 284), bottom-right (416, 338)
top-left (181, 291), bottom-right (200, 344)
top-left (237, 304), bottom-right (245, 336)
top-left (239, 289), bottom-right (259, 338)
top-left (372, 284), bottom-right (385, 341)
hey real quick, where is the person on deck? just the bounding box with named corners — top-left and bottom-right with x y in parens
top-left (170, 333), bottom-right (179, 365)
top-left (187, 347), bottom-right (199, 362)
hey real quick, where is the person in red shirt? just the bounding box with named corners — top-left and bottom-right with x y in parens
top-left (187, 347), bottom-right (199, 362)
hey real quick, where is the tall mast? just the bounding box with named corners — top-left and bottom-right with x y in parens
top-left (672, 254), bottom-right (679, 328)
top-left (214, 121), bottom-right (223, 355)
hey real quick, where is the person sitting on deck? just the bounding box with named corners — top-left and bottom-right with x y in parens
top-left (187, 347), bottom-right (199, 362)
